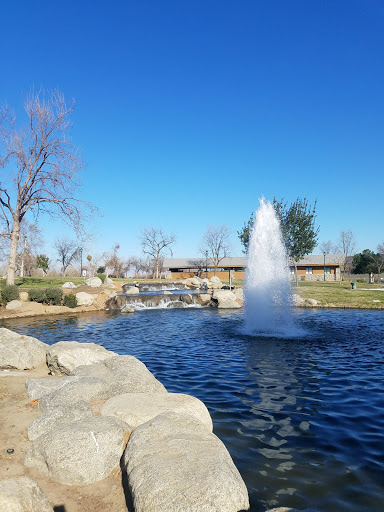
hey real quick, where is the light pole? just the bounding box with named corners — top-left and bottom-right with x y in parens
top-left (205, 250), bottom-right (208, 279)
top-left (323, 251), bottom-right (326, 282)
top-left (79, 248), bottom-right (83, 277)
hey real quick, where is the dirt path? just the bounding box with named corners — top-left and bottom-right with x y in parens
top-left (0, 365), bottom-right (130, 511)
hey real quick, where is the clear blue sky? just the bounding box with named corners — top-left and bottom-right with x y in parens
top-left (1, 0), bottom-right (383, 260)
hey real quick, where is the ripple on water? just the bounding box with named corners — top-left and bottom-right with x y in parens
top-left (2, 307), bottom-right (384, 512)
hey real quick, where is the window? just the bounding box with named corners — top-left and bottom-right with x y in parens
top-left (324, 267), bottom-right (331, 274)
top-left (290, 267), bottom-right (295, 274)
top-left (306, 267), bottom-right (313, 274)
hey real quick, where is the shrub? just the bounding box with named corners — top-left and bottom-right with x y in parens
top-left (357, 279), bottom-right (366, 283)
top-left (64, 293), bottom-right (78, 308)
top-left (45, 287), bottom-right (63, 305)
top-left (1, 285), bottom-right (20, 304)
top-left (96, 273), bottom-right (106, 283)
top-left (28, 288), bottom-right (47, 303)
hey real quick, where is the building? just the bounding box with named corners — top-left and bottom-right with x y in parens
top-left (162, 254), bottom-right (345, 281)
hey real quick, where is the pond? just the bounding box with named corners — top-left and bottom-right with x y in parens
top-left (2, 307), bottom-right (384, 511)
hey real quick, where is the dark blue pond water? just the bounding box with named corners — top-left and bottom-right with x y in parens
top-left (2, 308), bottom-right (384, 512)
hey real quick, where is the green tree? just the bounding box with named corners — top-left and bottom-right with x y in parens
top-left (238, 197), bottom-right (319, 285)
top-left (352, 249), bottom-right (377, 274)
top-left (36, 254), bottom-right (49, 276)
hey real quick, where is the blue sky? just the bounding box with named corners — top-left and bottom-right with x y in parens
top-left (0, 0), bottom-right (383, 261)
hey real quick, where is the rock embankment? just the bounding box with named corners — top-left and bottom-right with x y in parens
top-left (0, 327), bottom-right (250, 511)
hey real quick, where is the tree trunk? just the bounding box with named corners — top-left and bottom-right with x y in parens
top-left (295, 264), bottom-right (298, 286)
top-left (7, 218), bottom-right (21, 285)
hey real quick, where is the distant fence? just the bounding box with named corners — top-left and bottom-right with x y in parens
top-left (342, 273), bottom-right (383, 283)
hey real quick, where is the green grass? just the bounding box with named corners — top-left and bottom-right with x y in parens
top-left (0, 276), bottom-right (87, 289)
top-left (292, 281), bottom-right (384, 309)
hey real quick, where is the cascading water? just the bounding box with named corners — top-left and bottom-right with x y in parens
top-left (244, 197), bottom-right (295, 335)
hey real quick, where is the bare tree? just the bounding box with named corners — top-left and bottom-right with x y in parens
top-left (200, 225), bottom-right (231, 276)
top-left (140, 228), bottom-right (176, 279)
top-left (55, 238), bottom-right (80, 277)
top-left (336, 230), bottom-right (357, 274)
top-left (0, 89), bottom-right (97, 285)
top-left (104, 243), bottom-right (126, 278)
top-left (18, 221), bottom-right (44, 277)
top-left (319, 240), bottom-right (336, 254)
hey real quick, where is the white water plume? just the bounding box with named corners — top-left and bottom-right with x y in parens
top-left (244, 197), bottom-right (295, 335)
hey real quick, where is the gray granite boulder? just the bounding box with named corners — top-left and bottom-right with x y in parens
top-left (28, 400), bottom-right (93, 440)
top-left (0, 476), bottom-right (54, 512)
top-left (305, 298), bottom-right (318, 306)
top-left (25, 376), bottom-right (81, 400)
top-left (71, 355), bottom-right (167, 395)
top-left (121, 305), bottom-right (135, 313)
top-left (212, 290), bottom-right (241, 309)
top-left (123, 412), bottom-right (250, 512)
top-left (75, 292), bottom-right (94, 306)
top-left (25, 416), bottom-right (130, 485)
top-left (5, 300), bottom-right (22, 310)
top-left (101, 392), bottom-right (212, 431)
top-left (46, 340), bottom-right (116, 375)
top-left (292, 293), bottom-right (304, 306)
top-left (0, 328), bottom-right (48, 370)
top-left (38, 377), bottom-right (108, 411)
top-left (103, 277), bottom-right (116, 288)
top-left (234, 287), bottom-right (244, 301)
top-left (123, 286), bottom-right (140, 295)
top-left (85, 276), bottom-right (103, 287)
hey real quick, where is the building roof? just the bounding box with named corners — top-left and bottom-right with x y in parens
top-left (162, 254), bottom-right (346, 269)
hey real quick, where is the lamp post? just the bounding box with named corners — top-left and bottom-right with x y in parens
top-left (205, 250), bottom-right (208, 279)
top-left (79, 248), bottom-right (83, 277)
top-left (323, 251), bottom-right (326, 282)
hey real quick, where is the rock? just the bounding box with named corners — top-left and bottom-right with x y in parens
top-left (234, 287), bottom-right (244, 301)
top-left (0, 328), bottom-right (48, 370)
top-left (85, 277), bottom-right (103, 287)
top-left (102, 392), bottom-right (212, 431)
top-left (208, 276), bottom-right (223, 289)
top-left (180, 294), bottom-right (193, 305)
top-left (123, 286), bottom-right (140, 295)
top-left (123, 412), bottom-right (250, 512)
top-left (210, 276), bottom-right (222, 283)
top-left (121, 305), bottom-right (135, 313)
top-left (19, 291), bottom-right (29, 301)
top-left (163, 290), bottom-right (172, 295)
top-left (71, 355), bottom-right (167, 395)
top-left (62, 281), bottom-right (77, 288)
top-left (38, 377), bottom-right (108, 411)
top-left (195, 293), bottom-right (211, 306)
top-left (46, 340), bottom-right (116, 375)
top-left (25, 416), bottom-right (130, 485)
top-left (103, 277), bottom-right (116, 288)
top-left (167, 301), bottom-right (184, 308)
top-left (0, 476), bottom-right (54, 512)
top-left (28, 401), bottom-right (93, 440)
top-left (75, 291), bottom-right (94, 306)
top-left (5, 300), bottom-right (22, 310)
top-left (183, 277), bottom-right (201, 289)
top-left (305, 298), bottom-right (318, 306)
top-left (217, 298), bottom-right (241, 309)
top-left (292, 293), bottom-right (304, 306)
top-left (25, 376), bottom-right (81, 400)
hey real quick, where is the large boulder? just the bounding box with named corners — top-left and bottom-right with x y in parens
top-left (38, 377), bottom-right (108, 411)
top-left (123, 412), bottom-right (250, 512)
top-left (62, 281), bottom-right (77, 288)
top-left (234, 287), bottom-right (244, 301)
top-left (208, 276), bottom-right (223, 289)
top-left (25, 416), bottom-right (130, 485)
top-left (123, 286), bottom-right (140, 295)
top-left (292, 293), bottom-right (304, 306)
top-left (195, 293), bottom-right (212, 306)
top-left (0, 477), bottom-right (54, 512)
top-left (75, 291), bottom-right (94, 306)
top-left (305, 298), bottom-right (318, 306)
top-left (103, 277), bottom-right (116, 289)
top-left (183, 277), bottom-right (201, 289)
top-left (71, 355), bottom-right (167, 395)
top-left (85, 277), bottom-right (103, 287)
top-left (5, 300), bottom-right (22, 310)
top-left (212, 290), bottom-right (241, 309)
top-left (25, 376), bottom-right (81, 400)
top-left (101, 392), bottom-right (212, 431)
top-left (28, 401), bottom-right (93, 440)
top-left (46, 340), bottom-right (116, 375)
top-left (0, 328), bottom-right (48, 370)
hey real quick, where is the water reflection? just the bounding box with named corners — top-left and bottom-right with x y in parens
top-left (2, 308), bottom-right (384, 512)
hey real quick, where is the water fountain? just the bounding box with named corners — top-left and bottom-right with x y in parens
top-left (244, 197), bottom-right (295, 335)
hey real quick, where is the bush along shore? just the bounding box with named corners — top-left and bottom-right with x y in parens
top-left (0, 327), bottom-right (252, 511)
